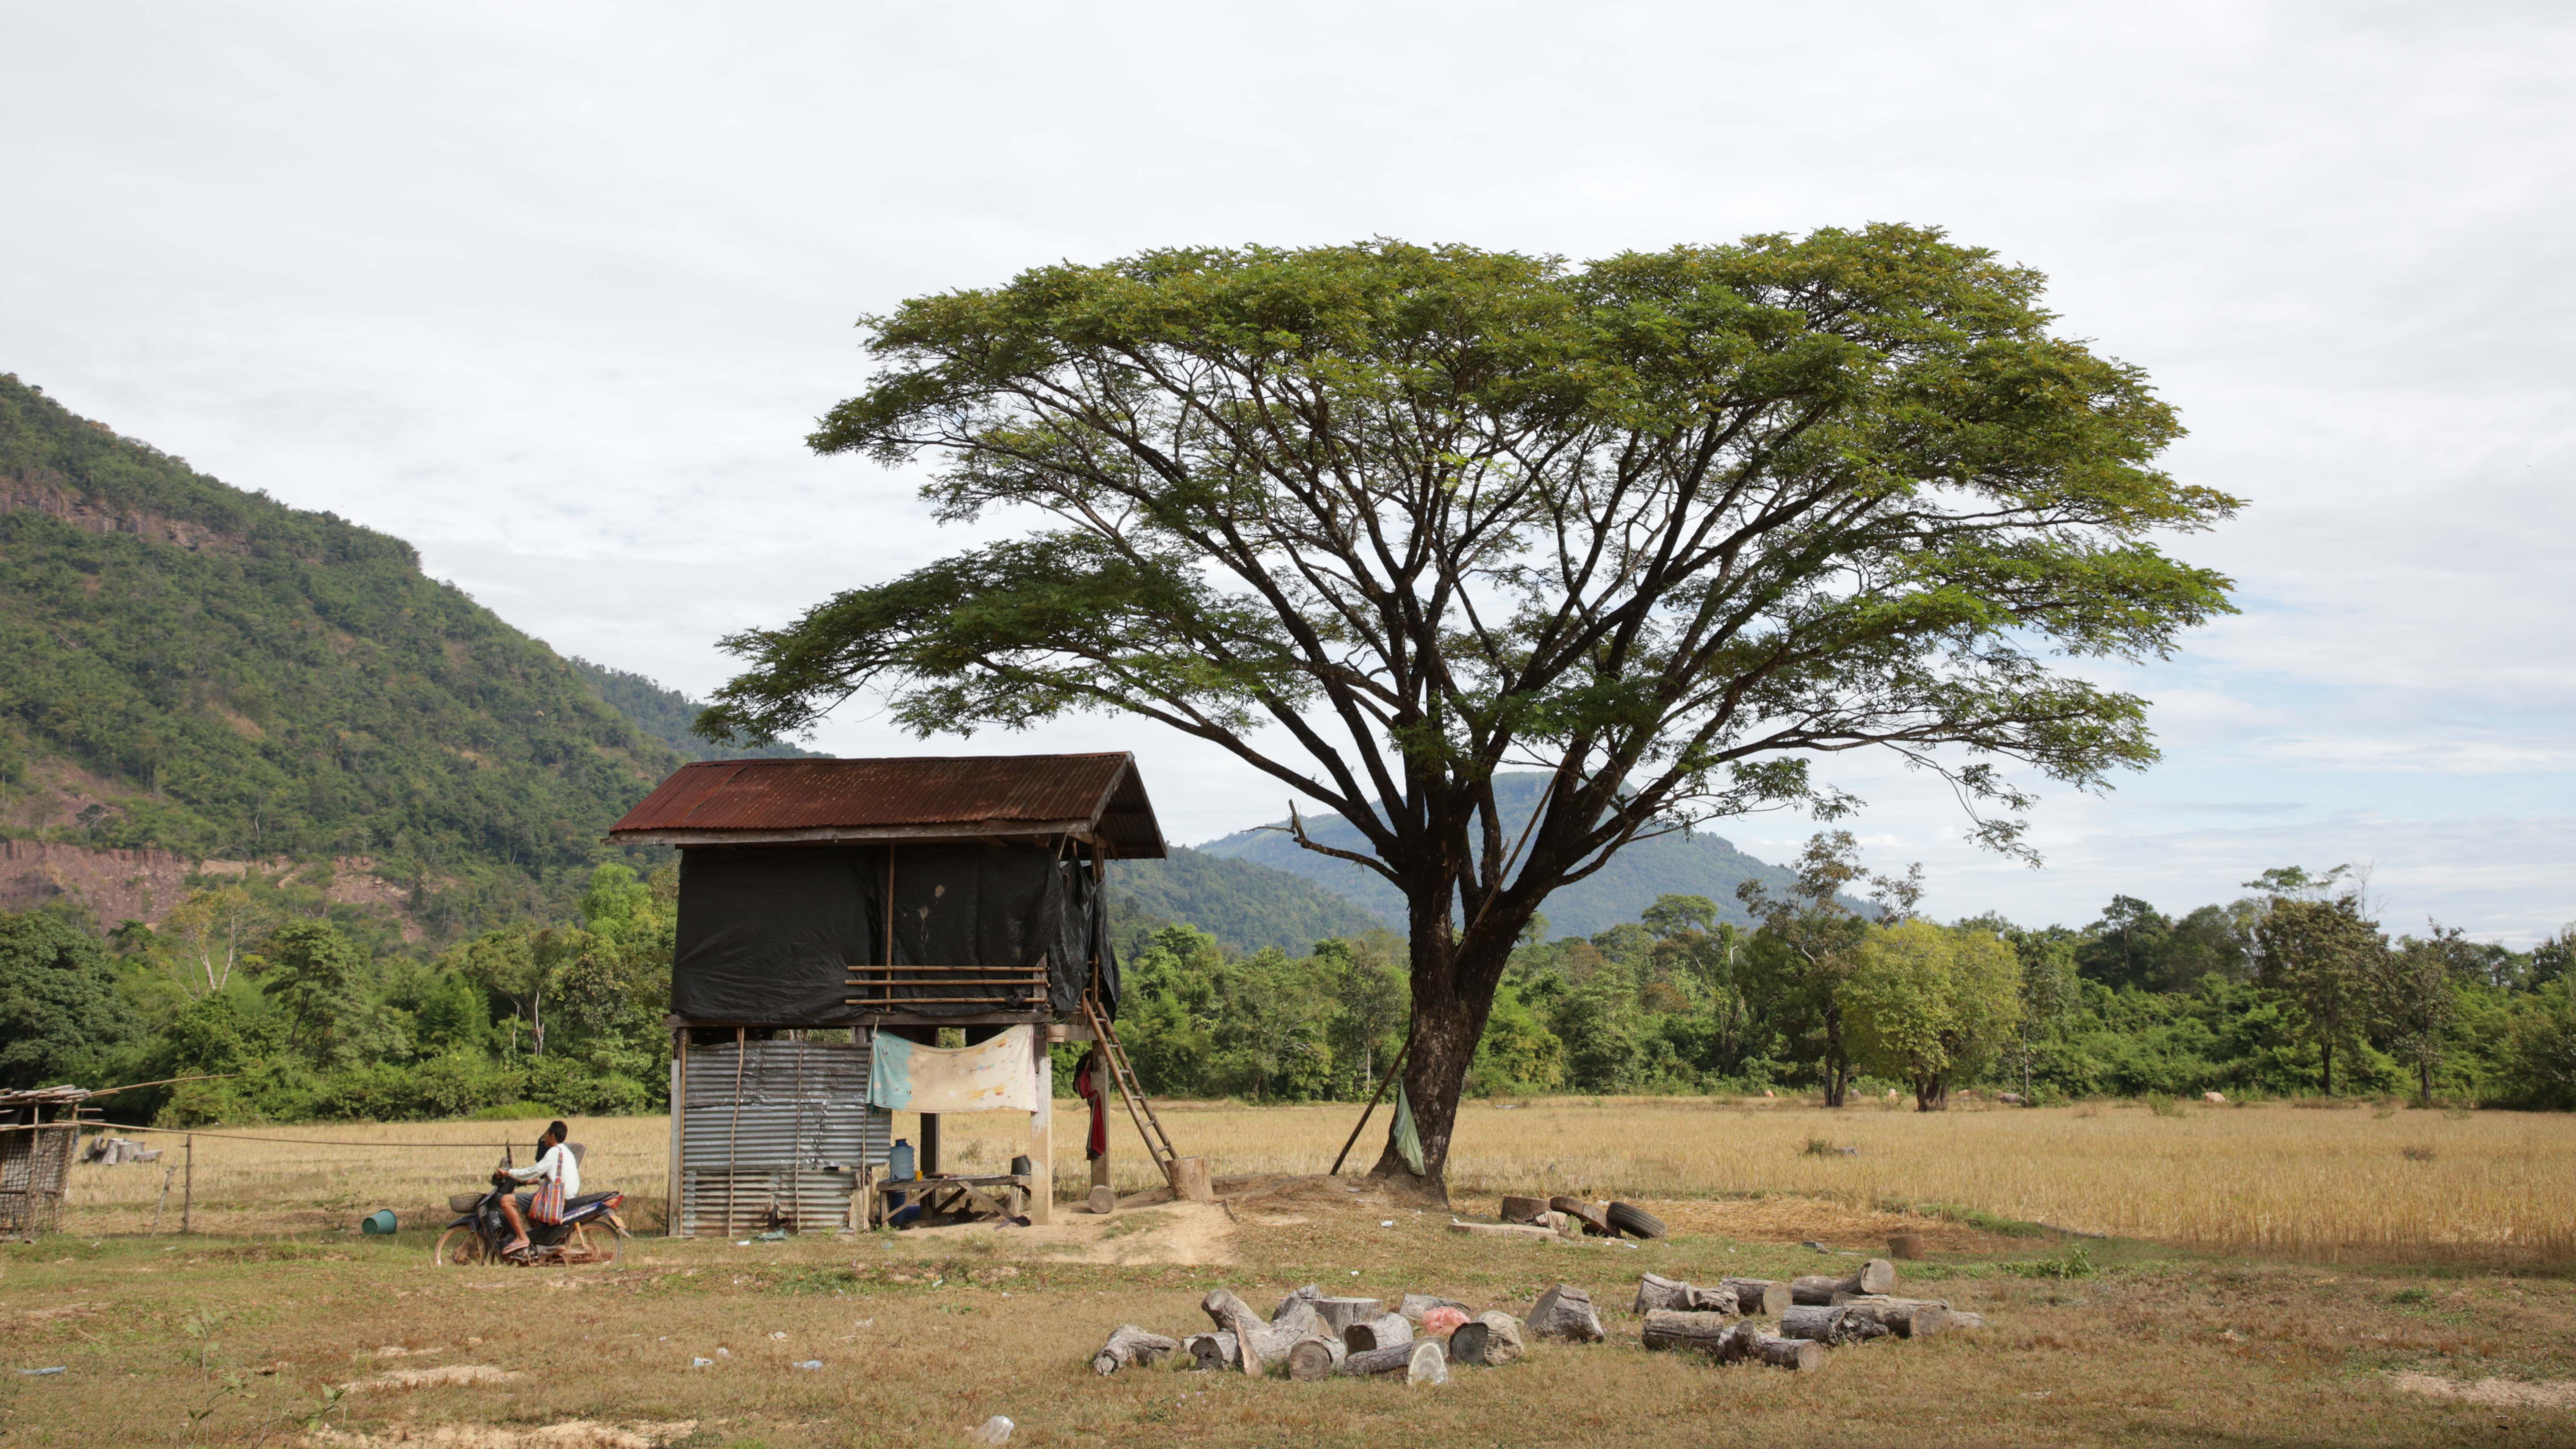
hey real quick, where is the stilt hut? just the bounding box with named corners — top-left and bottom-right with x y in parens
top-left (606, 754), bottom-right (1165, 1236)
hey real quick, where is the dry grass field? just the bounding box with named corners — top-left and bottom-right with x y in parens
top-left (11, 1098), bottom-right (2573, 1448)
top-left (64, 1097), bottom-right (2576, 1264)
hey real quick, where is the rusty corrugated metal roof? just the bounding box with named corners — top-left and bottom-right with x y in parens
top-left (606, 754), bottom-right (1166, 858)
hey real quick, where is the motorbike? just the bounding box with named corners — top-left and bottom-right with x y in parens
top-left (433, 1172), bottom-right (629, 1267)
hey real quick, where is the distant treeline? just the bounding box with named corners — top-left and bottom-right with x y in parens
top-left (7, 834), bottom-right (2569, 1123)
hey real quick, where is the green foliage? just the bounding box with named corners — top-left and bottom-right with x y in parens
top-left (566, 657), bottom-right (818, 761)
top-left (2003, 1244), bottom-right (2099, 1280)
top-left (0, 373), bottom-right (684, 932)
top-left (0, 908), bottom-right (135, 1088)
top-left (1843, 919), bottom-right (2023, 1109)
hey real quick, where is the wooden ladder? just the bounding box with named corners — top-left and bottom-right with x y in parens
top-left (1080, 990), bottom-right (1181, 1186)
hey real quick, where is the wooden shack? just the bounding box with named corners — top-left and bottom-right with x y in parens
top-left (0, 1086), bottom-right (90, 1240)
top-left (606, 753), bottom-right (1165, 1236)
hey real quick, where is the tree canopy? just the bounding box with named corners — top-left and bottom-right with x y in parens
top-left (707, 229), bottom-right (2239, 1189)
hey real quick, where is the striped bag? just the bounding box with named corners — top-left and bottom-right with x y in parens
top-left (530, 1176), bottom-right (566, 1225)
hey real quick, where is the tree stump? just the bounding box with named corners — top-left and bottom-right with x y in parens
top-left (1721, 1278), bottom-right (1791, 1316)
top-left (1311, 1296), bottom-right (1384, 1335)
top-left (1343, 1313), bottom-right (1413, 1353)
top-left (1285, 1335), bottom-right (1346, 1381)
top-left (1169, 1157), bottom-right (1214, 1202)
top-left (1474, 1310), bottom-right (1526, 1366)
top-left (1887, 1231), bottom-right (1924, 1260)
top-left (1526, 1284), bottom-right (1605, 1343)
top-left (1092, 1325), bottom-right (1180, 1376)
top-left (1640, 1309), bottom-right (1738, 1355)
top-left (1447, 1319), bottom-right (1492, 1366)
top-left (1499, 1195), bottom-right (1549, 1223)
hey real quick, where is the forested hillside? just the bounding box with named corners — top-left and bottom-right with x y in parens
top-left (0, 373), bottom-right (680, 932)
top-left (1196, 772), bottom-right (1810, 936)
top-left (1106, 846), bottom-right (1385, 955)
top-left (567, 657), bottom-right (818, 763)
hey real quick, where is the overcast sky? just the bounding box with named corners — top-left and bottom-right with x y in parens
top-left (5, 2), bottom-right (2571, 940)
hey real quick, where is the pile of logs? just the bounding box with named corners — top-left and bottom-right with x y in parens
top-left (1632, 1258), bottom-right (1983, 1373)
top-left (1090, 1280), bottom-right (1619, 1385)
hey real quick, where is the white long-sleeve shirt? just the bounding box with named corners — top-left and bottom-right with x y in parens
top-left (504, 1142), bottom-right (580, 1199)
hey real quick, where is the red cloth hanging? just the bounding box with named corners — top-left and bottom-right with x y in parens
top-left (1073, 1048), bottom-right (1110, 1159)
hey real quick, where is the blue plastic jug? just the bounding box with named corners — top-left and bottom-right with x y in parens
top-left (888, 1138), bottom-right (915, 1182)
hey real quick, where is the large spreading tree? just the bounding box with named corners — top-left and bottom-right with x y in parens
top-left (702, 229), bottom-right (2239, 1194)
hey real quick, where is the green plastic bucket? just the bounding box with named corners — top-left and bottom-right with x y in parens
top-left (360, 1209), bottom-right (397, 1236)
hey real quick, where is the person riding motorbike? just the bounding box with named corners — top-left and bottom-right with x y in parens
top-left (492, 1119), bottom-right (579, 1258)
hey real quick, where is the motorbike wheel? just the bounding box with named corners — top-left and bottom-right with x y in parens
top-left (603, 1210), bottom-right (632, 1240)
top-left (570, 1223), bottom-right (621, 1268)
top-left (433, 1226), bottom-right (488, 1267)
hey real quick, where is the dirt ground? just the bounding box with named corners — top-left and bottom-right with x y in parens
top-left (6, 1174), bottom-right (2574, 1449)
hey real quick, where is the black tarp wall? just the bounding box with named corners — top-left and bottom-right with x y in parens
top-left (671, 843), bottom-right (1119, 1025)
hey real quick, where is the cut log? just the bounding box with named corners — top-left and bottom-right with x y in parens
top-left (1498, 1194), bottom-right (1549, 1223)
top-left (1169, 1157), bottom-right (1214, 1202)
top-left (1449, 1217), bottom-right (1556, 1240)
top-left (1474, 1311), bottom-right (1526, 1366)
top-left (1746, 1329), bottom-right (1826, 1372)
top-left (1721, 1278), bottom-right (1791, 1316)
top-left (1200, 1288), bottom-right (1263, 1333)
top-left (1887, 1231), bottom-right (1924, 1260)
top-left (1836, 1297), bottom-right (1953, 1339)
top-left (1271, 1283), bottom-right (1322, 1319)
top-left (1781, 1304), bottom-right (1889, 1345)
top-left (1285, 1335), bottom-right (1346, 1382)
top-left (1343, 1313), bottom-right (1413, 1353)
top-left (1633, 1274), bottom-right (1738, 1315)
top-left (1086, 1185), bottom-right (1116, 1216)
top-left (1548, 1196), bottom-right (1611, 1236)
top-left (1946, 1311), bottom-right (1985, 1330)
top-left (1790, 1258), bottom-right (1896, 1305)
top-left (1311, 1296), bottom-right (1384, 1335)
top-left (1341, 1336), bottom-right (1449, 1382)
top-left (1252, 1299), bottom-right (1323, 1363)
top-left (1092, 1325), bottom-right (1180, 1376)
top-left (1197, 1291), bottom-right (1268, 1374)
top-left (1526, 1284), bottom-right (1605, 1343)
top-left (1447, 1319), bottom-right (1492, 1366)
top-left (1640, 1309), bottom-right (1739, 1355)
top-left (1183, 1331), bottom-right (1237, 1371)
top-left (1398, 1293), bottom-right (1471, 1323)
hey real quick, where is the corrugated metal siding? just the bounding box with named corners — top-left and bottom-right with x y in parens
top-left (677, 1038), bottom-right (888, 1237)
top-left (606, 754), bottom-right (1165, 857)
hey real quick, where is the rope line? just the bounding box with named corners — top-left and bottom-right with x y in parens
top-left (61, 1122), bottom-right (526, 1149)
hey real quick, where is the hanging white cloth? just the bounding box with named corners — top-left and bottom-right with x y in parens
top-left (869, 1024), bottom-right (1041, 1113)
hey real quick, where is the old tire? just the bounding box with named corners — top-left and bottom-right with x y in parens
top-left (1606, 1202), bottom-right (1667, 1239)
top-left (433, 1226), bottom-right (487, 1267)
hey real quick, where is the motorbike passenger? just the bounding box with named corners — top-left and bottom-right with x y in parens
top-left (492, 1119), bottom-right (580, 1258)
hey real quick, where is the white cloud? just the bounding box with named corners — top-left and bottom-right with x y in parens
top-left (3, 0), bottom-right (2572, 941)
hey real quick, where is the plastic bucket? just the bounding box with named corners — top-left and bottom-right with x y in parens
top-left (360, 1209), bottom-right (398, 1236)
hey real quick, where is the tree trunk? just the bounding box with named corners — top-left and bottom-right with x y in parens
top-left (2419, 1059), bottom-right (2432, 1108)
top-left (1822, 1000), bottom-right (1849, 1107)
top-left (2321, 1039), bottom-right (2334, 1098)
top-left (1368, 889), bottom-right (1518, 1197)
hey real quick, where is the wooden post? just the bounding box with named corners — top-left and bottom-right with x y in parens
top-left (1089, 1049), bottom-right (1113, 1195)
top-left (920, 1112), bottom-right (941, 1177)
top-left (181, 1134), bottom-right (192, 1234)
top-left (667, 1026), bottom-right (687, 1237)
top-left (1027, 1028), bottom-right (1053, 1224)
